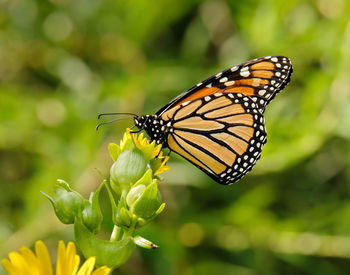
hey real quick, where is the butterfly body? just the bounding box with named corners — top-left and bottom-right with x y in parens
top-left (133, 56), bottom-right (292, 185)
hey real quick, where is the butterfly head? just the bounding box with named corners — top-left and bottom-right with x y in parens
top-left (134, 115), bottom-right (156, 130)
top-left (134, 115), bottom-right (168, 145)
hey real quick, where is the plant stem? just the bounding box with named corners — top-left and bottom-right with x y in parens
top-left (110, 225), bottom-right (121, 241)
top-left (122, 218), bottom-right (136, 239)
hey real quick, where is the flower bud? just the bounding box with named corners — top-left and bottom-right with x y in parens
top-left (42, 180), bottom-right (84, 224)
top-left (129, 181), bottom-right (163, 219)
top-left (82, 201), bottom-right (103, 234)
top-left (81, 183), bottom-right (104, 233)
top-left (115, 207), bottom-right (133, 228)
top-left (110, 149), bottom-right (148, 193)
top-left (126, 184), bottom-right (146, 208)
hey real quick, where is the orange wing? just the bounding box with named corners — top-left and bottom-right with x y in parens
top-left (161, 92), bottom-right (267, 185)
top-left (157, 56), bottom-right (292, 115)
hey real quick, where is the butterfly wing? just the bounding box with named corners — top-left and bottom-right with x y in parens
top-left (162, 92), bottom-right (266, 185)
top-left (156, 56), bottom-right (292, 116)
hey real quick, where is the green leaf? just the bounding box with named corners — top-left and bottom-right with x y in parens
top-left (74, 216), bottom-right (135, 270)
top-left (104, 181), bottom-right (118, 225)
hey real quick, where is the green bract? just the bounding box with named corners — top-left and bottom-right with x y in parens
top-left (74, 216), bottom-right (135, 270)
top-left (130, 181), bottom-right (163, 219)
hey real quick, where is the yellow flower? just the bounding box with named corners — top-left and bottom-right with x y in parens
top-left (132, 131), bottom-right (162, 159)
top-left (1, 240), bottom-right (111, 275)
top-left (154, 152), bottom-right (170, 176)
top-left (119, 128), bottom-right (133, 151)
top-left (118, 128), bottom-right (170, 176)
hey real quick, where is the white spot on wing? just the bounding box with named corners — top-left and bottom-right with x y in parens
top-left (258, 90), bottom-right (266, 96)
top-left (219, 77), bottom-right (228, 83)
top-left (215, 72), bottom-right (223, 78)
top-left (240, 71), bottom-right (250, 77)
top-left (224, 80), bottom-right (235, 86)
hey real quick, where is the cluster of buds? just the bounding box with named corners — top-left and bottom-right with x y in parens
top-left (42, 129), bottom-right (169, 270)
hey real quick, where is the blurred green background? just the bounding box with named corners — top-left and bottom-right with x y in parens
top-left (1, 0), bottom-right (350, 274)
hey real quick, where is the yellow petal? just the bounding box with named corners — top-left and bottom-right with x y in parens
top-left (151, 144), bottom-right (162, 159)
top-left (56, 241), bottom-right (80, 275)
top-left (1, 258), bottom-right (20, 275)
top-left (77, 257), bottom-right (95, 275)
top-left (154, 156), bottom-right (170, 175)
top-left (19, 246), bottom-right (39, 274)
top-left (66, 242), bottom-right (80, 274)
top-left (1, 241), bottom-right (101, 275)
top-left (8, 251), bottom-right (29, 274)
top-left (56, 241), bottom-right (65, 275)
top-left (35, 240), bottom-right (53, 275)
top-left (91, 266), bottom-right (111, 275)
top-left (120, 129), bottom-right (132, 150)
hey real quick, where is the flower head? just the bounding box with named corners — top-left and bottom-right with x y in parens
top-left (132, 131), bottom-right (162, 160)
top-left (120, 128), bottom-right (163, 160)
top-left (130, 130), bottom-right (169, 175)
top-left (110, 129), bottom-right (170, 188)
top-left (1, 240), bottom-right (111, 275)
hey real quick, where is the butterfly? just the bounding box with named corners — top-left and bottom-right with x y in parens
top-left (116, 56), bottom-right (292, 185)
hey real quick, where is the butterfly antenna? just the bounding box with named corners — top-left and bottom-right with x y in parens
top-left (97, 112), bottom-right (137, 119)
top-left (96, 117), bottom-right (134, 131)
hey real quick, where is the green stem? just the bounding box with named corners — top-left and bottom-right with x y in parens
top-left (110, 225), bottom-right (121, 241)
top-left (122, 218), bottom-right (137, 239)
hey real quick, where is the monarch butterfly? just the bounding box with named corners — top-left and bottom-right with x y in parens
top-left (102, 56), bottom-right (292, 185)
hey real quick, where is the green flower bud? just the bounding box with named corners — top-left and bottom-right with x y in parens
top-left (110, 149), bottom-right (148, 193)
top-left (41, 180), bottom-right (84, 224)
top-left (130, 181), bottom-right (163, 219)
top-left (126, 184), bottom-right (146, 208)
top-left (81, 182), bottom-right (104, 233)
top-left (82, 201), bottom-right (99, 234)
top-left (115, 207), bottom-right (133, 228)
